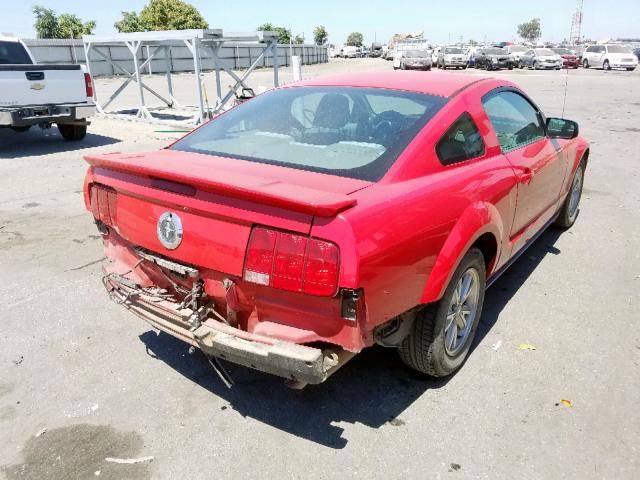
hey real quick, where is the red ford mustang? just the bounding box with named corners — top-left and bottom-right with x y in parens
top-left (83, 72), bottom-right (589, 387)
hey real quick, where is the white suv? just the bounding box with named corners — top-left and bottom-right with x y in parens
top-left (582, 44), bottom-right (638, 71)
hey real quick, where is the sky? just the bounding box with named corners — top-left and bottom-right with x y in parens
top-left (1, 0), bottom-right (638, 45)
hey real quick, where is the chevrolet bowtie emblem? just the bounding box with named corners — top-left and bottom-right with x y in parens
top-left (30, 83), bottom-right (45, 90)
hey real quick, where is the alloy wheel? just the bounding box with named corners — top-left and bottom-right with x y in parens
top-left (444, 268), bottom-right (480, 356)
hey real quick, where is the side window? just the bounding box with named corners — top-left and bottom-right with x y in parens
top-left (436, 112), bottom-right (485, 165)
top-left (482, 91), bottom-right (545, 152)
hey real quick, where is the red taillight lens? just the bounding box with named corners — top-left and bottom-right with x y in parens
top-left (89, 184), bottom-right (117, 226)
top-left (84, 72), bottom-right (93, 98)
top-left (243, 227), bottom-right (340, 296)
top-left (273, 233), bottom-right (307, 292)
top-left (243, 227), bottom-right (277, 285)
top-left (303, 239), bottom-right (340, 296)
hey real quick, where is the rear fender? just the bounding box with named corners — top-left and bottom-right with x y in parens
top-left (420, 201), bottom-right (503, 304)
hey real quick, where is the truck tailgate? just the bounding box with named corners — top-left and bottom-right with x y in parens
top-left (0, 65), bottom-right (87, 107)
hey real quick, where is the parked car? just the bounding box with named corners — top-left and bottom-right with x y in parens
top-left (474, 48), bottom-right (515, 70)
top-left (634, 48), bottom-right (640, 61)
top-left (396, 49), bottom-right (432, 70)
top-left (84, 71), bottom-right (589, 387)
top-left (518, 48), bottom-right (562, 70)
top-left (552, 48), bottom-right (580, 68)
top-left (0, 35), bottom-right (95, 140)
top-left (581, 44), bottom-right (638, 71)
top-left (370, 42), bottom-right (383, 58)
top-left (437, 46), bottom-right (467, 69)
top-left (504, 45), bottom-right (528, 64)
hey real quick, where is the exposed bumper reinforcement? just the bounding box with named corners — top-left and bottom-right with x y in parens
top-left (105, 277), bottom-right (354, 385)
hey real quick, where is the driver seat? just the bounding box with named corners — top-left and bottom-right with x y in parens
top-left (313, 94), bottom-right (350, 129)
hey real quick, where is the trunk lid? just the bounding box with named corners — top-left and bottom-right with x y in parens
top-left (85, 150), bottom-right (371, 276)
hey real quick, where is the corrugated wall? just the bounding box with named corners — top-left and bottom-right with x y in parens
top-left (23, 39), bottom-right (328, 76)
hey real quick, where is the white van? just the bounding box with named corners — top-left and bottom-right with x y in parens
top-left (582, 44), bottom-right (638, 71)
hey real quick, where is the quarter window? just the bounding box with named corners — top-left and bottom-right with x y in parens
top-left (482, 91), bottom-right (545, 152)
top-left (436, 112), bottom-right (485, 165)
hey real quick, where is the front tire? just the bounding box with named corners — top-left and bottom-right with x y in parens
top-left (555, 161), bottom-right (585, 229)
top-left (583, 59), bottom-right (589, 68)
top-left (399, 248), bottom-right (486, 377)
top-left (603, 60), bottom-right (611, 70)
top-left (57, 123), bottom-right (87, 141)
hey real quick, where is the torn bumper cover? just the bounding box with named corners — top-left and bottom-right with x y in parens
top-left (105, 276), bottom-right (353, 385)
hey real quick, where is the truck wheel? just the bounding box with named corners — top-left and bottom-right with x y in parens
top-left (11, 126), bottom-right (31, 133)
top-left (58, 124), bottom-right (87, 141)
top-left (399, 248), bottom-right (486, 377)
top-left (583, 59), bottom-right (589, 68)
top-left (555, 161), bottom-right (585, 229)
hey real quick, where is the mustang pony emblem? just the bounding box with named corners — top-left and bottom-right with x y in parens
top-left (157, 212), bottom-right (183, 250)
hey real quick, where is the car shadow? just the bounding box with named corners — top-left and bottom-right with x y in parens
top-left (0, 127), bottom-right (119, 159)
top-left (137, 226), bottom-right (565, 449)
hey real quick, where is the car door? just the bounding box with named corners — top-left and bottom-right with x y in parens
top-left (522, 50), bottom-right (534, 66)
top-left (482, 89), bottom-right (565, 240)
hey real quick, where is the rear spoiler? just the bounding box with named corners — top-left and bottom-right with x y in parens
top-left (84, 152), bottom-right (357, 217)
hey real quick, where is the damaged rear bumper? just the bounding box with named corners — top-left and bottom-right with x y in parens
top-left (105, 276), bottom-right (354, 385)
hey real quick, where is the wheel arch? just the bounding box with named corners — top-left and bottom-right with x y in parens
top-left (420, 202), bottom-right (504, 304)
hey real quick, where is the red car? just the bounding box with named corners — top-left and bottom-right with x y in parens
top-left (553, 48), bottom-right (580, 68)
top-left (83, 72), bottom-right (589, 387)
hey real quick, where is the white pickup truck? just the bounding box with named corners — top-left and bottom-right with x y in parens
top-left (0, 35), bottom-right (95, 140)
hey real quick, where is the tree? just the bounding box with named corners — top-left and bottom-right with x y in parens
top-left (293, 34), bottom-right (304, 44)
top-left (257, 23), bottom-right (291, 44)
top-left (114, 11), bottom-right (144, 33)
top-left (517, 18), bottom-right (541, 43)
top-left (33, 6), bottom-right (59, 39)
top-left (114, 0), bottom-right (208, 32)
top-left (346, 32), bottom-right (363, 47)
top-left (58, 14), bottom-right (96, 38)
top-left (313, 25), bottom-right (328, 45)
top-left (33, 5), bottom-right (95, 39)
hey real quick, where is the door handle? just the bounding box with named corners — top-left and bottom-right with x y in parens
top-left (517, 167), bottom-right (534, 184)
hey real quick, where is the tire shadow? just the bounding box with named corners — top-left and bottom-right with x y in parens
top-left (137, 226), bottom-right (566, 449)
top-left (0, 127), bottom-right (119, 159)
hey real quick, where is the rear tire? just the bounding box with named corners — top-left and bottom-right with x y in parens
top-left (583, 59), bottom-right (589, 68)
top-left (399, 248), bottom-right (486, 377)
top-left (555, 161), bottom-right (585, 229)
top-left (603, 60), bottom-right (611, 71)
top-left (57, 123), bottom-right (87, 141)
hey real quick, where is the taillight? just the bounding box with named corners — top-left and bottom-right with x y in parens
top-left (89, 184), bottom-right (117, 226)
top-left (84, 72), bottom-right (93, 98)
top-left (243, 227), bottom-right (340, 296)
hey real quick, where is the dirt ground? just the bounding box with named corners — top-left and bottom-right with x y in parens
top-left (1, 58), bottom-right (639, 479)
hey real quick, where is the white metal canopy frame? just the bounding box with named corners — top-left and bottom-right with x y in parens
top-left (82, 29), bottom-right (280, 125)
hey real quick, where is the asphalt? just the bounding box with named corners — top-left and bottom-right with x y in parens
top-left (0, 58), bottom-right (639, 480)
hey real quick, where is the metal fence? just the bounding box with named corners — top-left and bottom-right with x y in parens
top-left (23, 38), bottom-right (328, 76)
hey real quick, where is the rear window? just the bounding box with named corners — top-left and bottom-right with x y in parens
top-left (607, 45), bottom-right (632, 54)
top-left (0, 41), bottom-right (32, 64)
top-left (436, 112), bottom-right (485, 165)
top-left (172, 87), bottom-right (447, 181)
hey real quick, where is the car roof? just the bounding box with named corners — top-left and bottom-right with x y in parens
top-left (293, 72), bottom-right (489, 98)
top-left (0, 35), bottom-right (21, 42)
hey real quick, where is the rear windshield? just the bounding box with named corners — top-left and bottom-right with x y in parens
top-left (607, 45), bottom-right (632, 54)
top-left (0, 41), bottom-right (32, 64)
top-left (171, 87), bottom-right (447, 181)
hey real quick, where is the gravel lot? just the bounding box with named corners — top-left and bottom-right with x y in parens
top-left (1, 58), bottom-right (639, 480)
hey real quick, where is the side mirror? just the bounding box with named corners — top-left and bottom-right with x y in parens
top-left (546, 117), bottom-right (579, 139)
